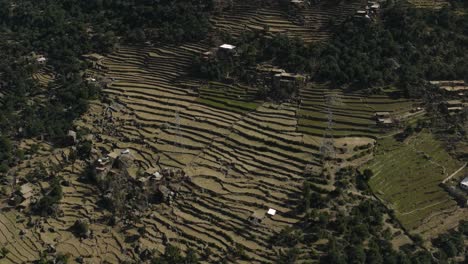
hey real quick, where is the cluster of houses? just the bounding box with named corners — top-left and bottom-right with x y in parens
top-left (201, 44), bottom-right (308, 96)
top-left (430, 80), bottom-right (468, 114)
top-left (201, 43), bottom-right (238, 61)
top-left (8, 181), bottom-right (37, 210)
top-left (443, 100), bottom-right (467, 114)
top-left (94, 149), bottom-right (185, 204)
top-left (82, 53), bottom-right (108, 71)
top-left (430, 80), bottom-right (468, 96)
top-left (354, 0), bottom-right (382, 20)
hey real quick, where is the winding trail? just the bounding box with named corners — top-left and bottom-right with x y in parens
top-left (442, 162), bottom-right (467, 184)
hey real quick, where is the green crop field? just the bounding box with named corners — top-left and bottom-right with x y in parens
top-left (366, 131), bottom-right (462, 231)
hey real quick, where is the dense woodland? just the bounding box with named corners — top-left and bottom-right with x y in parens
top-left (195, 3), bottom-right (468, 97)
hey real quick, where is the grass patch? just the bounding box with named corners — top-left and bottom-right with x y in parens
top-left (365, 131), bottom-right (461, 230)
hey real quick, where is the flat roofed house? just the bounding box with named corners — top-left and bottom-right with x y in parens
top-left (461, 177), bottom-right (468, 191)
top-left (145, 168), bottom-right (163, 181)
top-left (218, 44), bottom-right (237, 58)
top-left (201, 51), bottom-right (214, 61)
top-left (273, 72), bottom-right (306, 89)
top-left (430, 80), bottom-right (465, 86)
top-left (249, 210), bottom-right (266, 225)
top-left (82, 53), bottom-right (106, 70)
top-left (375, 112), bottom-right (390, 118)
top-left (83, 53), bottom-right (104, 62)
top-left (219, 44), bottom-right (236, 50)
top-left (446, 100), bottom-right (463, 106)
top-left (290, 0), bottom-right (306, 7)
top-left (20, 183), bottom-right (34, 200)
top-left (270, 72), bottom-right (306, 99)
top-left (67, 130), bottom-right (77, 144)
top-left (36, 55), bottom-right (47, 64)
top-left (267, 208), bottom-right (276, 216)
top-left (375, 112), bottom-right (393, 126)
top-left (432, 80), bottom-right (468, 94)
top-left (370, 3), bottom-right (380, 9)
top-left (440, 86), bottom-right (468, 93)
top-left (18, 183), bottom-right (34, 208)
top-left (355, 10), bottom-right (371, 20)
top-left (444, 100), bottom-right (465, 113)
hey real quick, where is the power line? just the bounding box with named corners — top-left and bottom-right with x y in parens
top-left (174, 110), bottom-right (182, 149)
top-left (320, 93), bottom-right (337, 160)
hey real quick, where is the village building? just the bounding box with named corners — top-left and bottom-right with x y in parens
top-left (290, 0), bottom-right (306, 8)
top-left (218, 44), bottom-right (237, 58)
top-left (83, 53), bottom-right (104, 62)
top-left (28, 52), bottom-right (47, 65)
top-left (249, 210), bottom-right (266, 225)
top-left (85, 77), bottom-right (97, 83)
top-left (66, 130), bottom-right (77, 145)
top-left (145, 167), bottom-right (163, 181)
top-left (431, 80), bottom-right (468, 95)
top-left (444, 185), bottom-right (468, 207)
top-left (272, 72), bottom-right (306, 91)
top-left (249, 208), bottom-right (277, 224)
top-left (211, 0), bottom-right (233, 12)
top-left (267, 208), bottom-right (277, 216)
top-left (158, 185), bottom-right (174, 202)
top-left (36, 55), bottom-right (47, 64)
top-left (201, 50), bottom-right (215, 61)
top-left (461, 177), bottom-right (468, 191)
top-left (375, 112), bottom-right (393, 126)
top-left (17, 183), bottom-right (35, 208)
top-left (368, 1), bottom-right (381, 12)
top-left (444, 100), bottom-right (465, 113)
top-left (82, 53), bottom-right (108, 70)
top-left (354, 10), bottom-right (370, 19)
top-left (256, 65), bottom-right (285, 85)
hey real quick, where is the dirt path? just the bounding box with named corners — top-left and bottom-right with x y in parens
top-left (400, 200), bottom-right (447, 216)
top-left (442, 162), bottom-right (467, 184)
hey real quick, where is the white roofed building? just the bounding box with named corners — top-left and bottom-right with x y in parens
top-left (219, 44), bottom-right (236, 50)
top-left (461, 177), bottom-right (468, 190)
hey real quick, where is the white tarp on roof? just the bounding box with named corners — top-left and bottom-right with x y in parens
top-left (219, 44), bottom-right (236, 50)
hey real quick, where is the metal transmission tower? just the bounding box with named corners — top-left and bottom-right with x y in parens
top-left (320, 93), bottom-right (337, 160)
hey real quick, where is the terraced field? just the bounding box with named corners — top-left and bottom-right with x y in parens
top-left (366, 132), bottom-right (468, 238)
top-left (0, 36), bottom-right (428, 261)
top-left (79, 44), bottom-right (319, 261)
top-left (0, 141), bottom-right (130, 263)
top-left (211, 0), bottom-right (366, 42)
top-left (298, 85), bottom-right (414, 138)
top-left (59, 41), bottom-right (423, 260)
top-left (407, 0), bottom-right (449, 9)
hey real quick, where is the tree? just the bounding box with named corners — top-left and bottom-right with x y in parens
top-left (0, 247), bottom-right (9, 259)
top-left (277, 247), bottom-right (301, 264)
top-left (77, 140), bottom-right (92, 160)
top-left (33, 178), bottom-right (63, 216)
top-left (347, 245), bottom-right (366, 264)
top-left (71, 219), bottom-right (90, 238)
